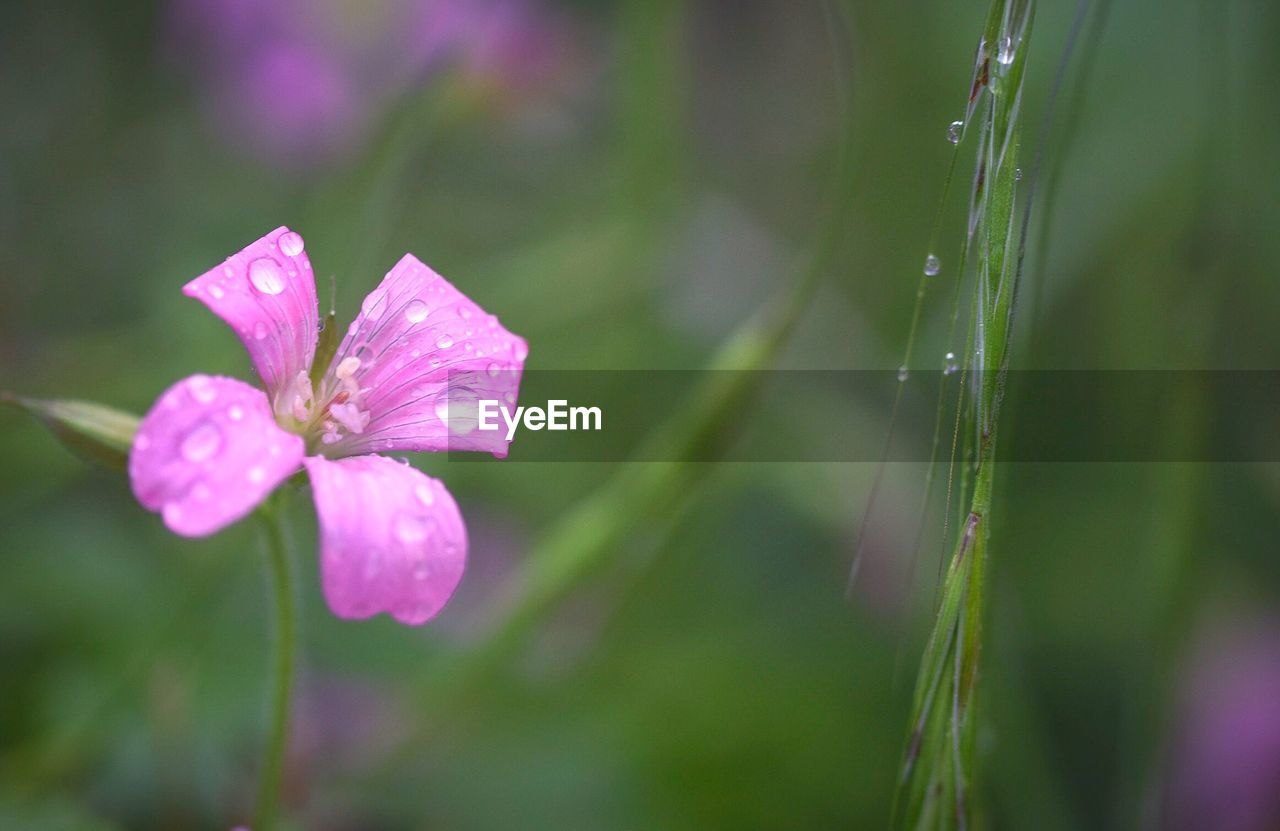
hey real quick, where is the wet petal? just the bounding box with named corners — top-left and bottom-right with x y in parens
top-left (304, 455), bottom-right (467, 625)
top-left (320, 254), bottom-right (526, 457)
top-left (183, 227), bottom-right (319, 414)
top-left (130, 375), bottom-right (305, 537)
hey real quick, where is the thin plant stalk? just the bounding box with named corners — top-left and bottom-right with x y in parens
top-left (254, 492), bottom-right (298, 831)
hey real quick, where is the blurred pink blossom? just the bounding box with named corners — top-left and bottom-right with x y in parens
top-left (165, 0), bottom-right (577, 167)
top-left (1161, 613), bottom-right (1280, 830)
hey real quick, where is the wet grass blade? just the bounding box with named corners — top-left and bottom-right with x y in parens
top-left (893, 1), bottom-right (1034, 827)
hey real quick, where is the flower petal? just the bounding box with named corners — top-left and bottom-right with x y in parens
top-left (320, 254), bottom-right (527, 457)
top-left (304, 455), bottom-right (467, 625)
top-left (130, 375), bottom-right (305, 537)
top-left (183, 227), bottom-right (319, 414)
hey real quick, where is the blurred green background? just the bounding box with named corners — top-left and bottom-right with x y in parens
top-left (2, 0), bottom-right (1279, 828)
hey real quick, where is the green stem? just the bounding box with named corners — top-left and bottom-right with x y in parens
top-left (254, 493), bottom-right (297, 831)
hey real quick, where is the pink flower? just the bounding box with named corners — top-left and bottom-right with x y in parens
top-left (165, 0), bottom-right (579, 167)
top-left (129, 227), bottom-right (527, 625)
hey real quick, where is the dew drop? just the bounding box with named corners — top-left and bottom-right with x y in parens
top-left (947, 120), bottom-right (964, 144)
top-left (924, 254), bottom-right (941, 276)
top-left (459, 306), bottom-right (472, 319)
top-left (247, 465), bottom-right (266, 484)
top-left (486, 362), bottom-right (502, 378)
top-left (996, 36), bottom-right (1015, 66)
top-left (944, 351), bottom-right (959, 375)
top-left (362, 290), bottom-right (387, 319)
top-left (279, 231), bottom-right (305, 257)
top-left (180, 421), bottom-right (223, 462)
top-left (394, 512), bottom-right (431, 544)
top-left (434, 397), bottom-right (477, 435)
top-left (414, 483), bottom-right (436, 506)
top-left (248, 258), bottom-right (286, 295)
top-left (435, 334), bottom-right (454, 350)
top-left (208, 285), bottom-right (225, 300)
top-left (134, 433), bottom-right (151, 452)
top-left (897, 366), bottom-right (909, 383)
top-left (404, 299), bottom-right (430, 324)
top-left (253, 321), bottom-right (268, 339)
top-left (187, 376), bottom-right (218, 404)
top-left (514, 341), bottom-right (529, 361)
top-left (228, 405), bottom-right (245, 421)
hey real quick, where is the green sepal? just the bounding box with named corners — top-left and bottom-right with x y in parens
top-left (2, 394), bottom-right (140, 473)
top-left (310, 308), bottom-right (340, 389)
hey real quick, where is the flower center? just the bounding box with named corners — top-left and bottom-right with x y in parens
top-left (283, 356), bottom-right (372, 454)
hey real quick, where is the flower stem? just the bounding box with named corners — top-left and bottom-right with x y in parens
top-left (254, 492), bottom-right (297, 831)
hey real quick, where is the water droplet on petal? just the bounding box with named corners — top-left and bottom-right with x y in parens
top-left (514, 341), bottom-right (529, 361)
top-left (253, 321), bottom-right (268, 339)
top-left (404, 299), bottom-right (430, 324)
top-left (897, 366), bottom-right (910, 383)
top-left (394, 512), bottom-right (431, 544)
top-left (947, 120), bottom-right (964, 144)
top-left (279, 231), bottom-right (305, 257)
top-left (187, 376), bottom-right (218, 404)
top-left (228, 405), bottom-right (245, 421)
top-left (459, 306), bottom-right (472, 319)
top-left (362, 290), bottom-right (387, 319)
top-left (247, 465), bottom-right (266, 484)
top-left (924, 254), bottom-right (941, 276)
top-left (134, 433), bottom-right (151, 451)
top-left (248, 258), bottom-right (286, 295)
top-left (486, 362), bottom-right (502, 377)
top-left (223, 264), bottom-right (235, 278)
top-left (414, 483), bottom-right (435, 506)
top-left (435, 334), bottom-right (454, 350)
top-left (208, 285), bottom-right (225, 300)
top-left (412, 557), bottom-right (430, 581)
top-left (944, 352), bottom-right (959, 375)
top-left (181, 421), bottom-right (223, 462)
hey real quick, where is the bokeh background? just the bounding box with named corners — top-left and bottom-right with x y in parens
top-left (2, 0), bottom-right (1279, 828)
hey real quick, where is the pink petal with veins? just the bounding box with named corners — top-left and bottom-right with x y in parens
top-left (304, 455), bottom-right (467, 625)
top-left (183, 227), bottom-right (319, 414)
top-left (320, 254), bottom-right (527, 458)
top-left (129, 375), bottom-right (305, 537)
